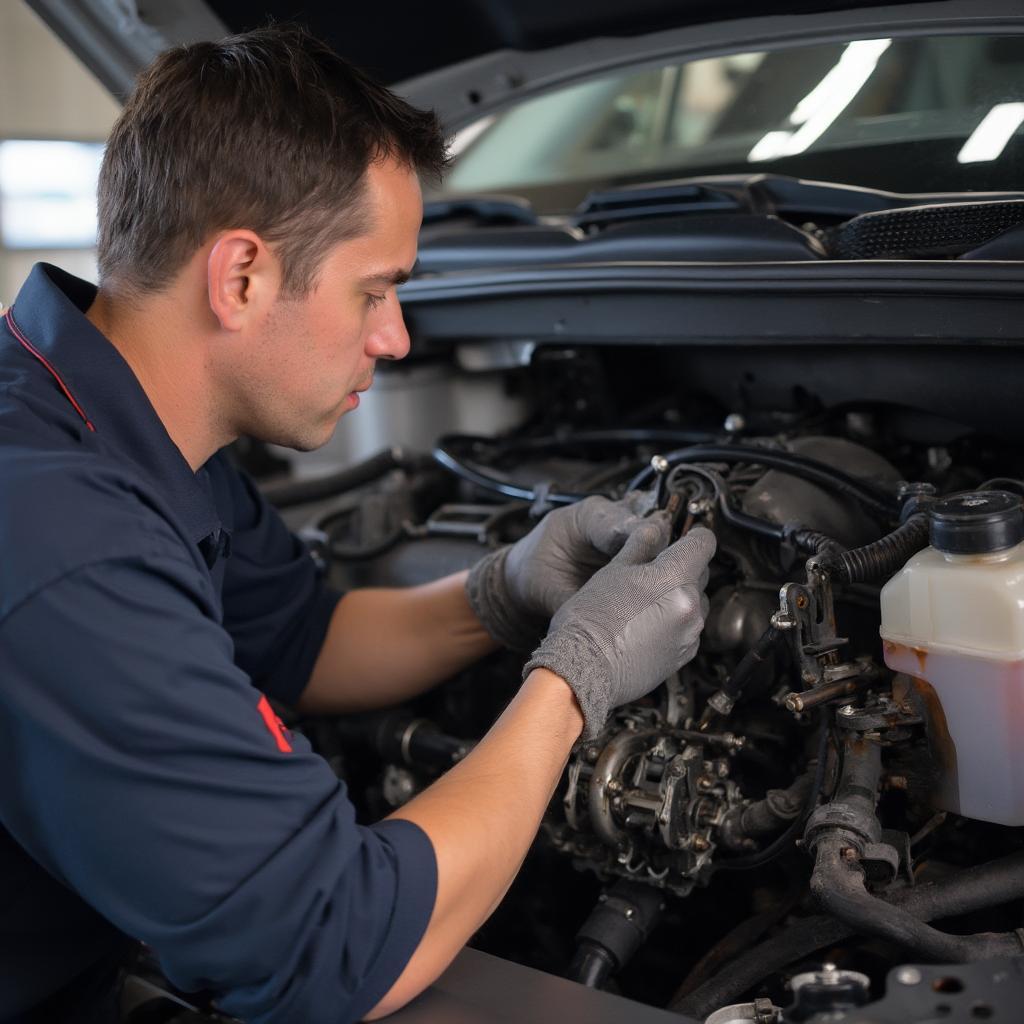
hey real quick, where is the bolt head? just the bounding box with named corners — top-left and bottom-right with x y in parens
top-left (896, 966), bottom-right (922, 986)
top-left (724, 413), bottom-right (746, 433)
top-left (651, 455), bottom-right (669, 474)
top-left (840, 704), bottom-right (856, 716)
top-left (692, 835), bottom-right (710, 852)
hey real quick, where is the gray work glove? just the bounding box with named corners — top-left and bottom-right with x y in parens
top-left (466, 493), bottom-right (651, 651)
top-left (523, 517), bottom-right (716, 739)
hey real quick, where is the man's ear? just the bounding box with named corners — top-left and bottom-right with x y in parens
top-left (207, 230), bottom-right (278, 331)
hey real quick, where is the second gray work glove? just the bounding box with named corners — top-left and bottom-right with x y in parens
top-left (466, 493), bottom-right (650, 651)
top-left (524, 518), bottom-right (716, 739)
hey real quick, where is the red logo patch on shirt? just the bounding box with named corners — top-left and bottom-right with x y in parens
top-left (256, 695), bottom-right (293, 753)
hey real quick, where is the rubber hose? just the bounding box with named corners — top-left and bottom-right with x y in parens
top-left (261, 447), bottom-right (408, 508)
top-left (723, 627), bottom-right (780, 703)
top-left (819, 513), bottom-right (929, 584)
top-left (715, 715), bottom-right (829, 872)
top-left (794, 529), bottom-right (845, 558)
top-left (566, 945), bottom-right (616, 989)
top-left (811, 836), bottom-right (1022, 963)
top-left (671, 850), bottom-right (1024, 1018)
top-left (439, 429), bottom-right (715, 455)
top-left (432, 445), bottom-right (586, 504)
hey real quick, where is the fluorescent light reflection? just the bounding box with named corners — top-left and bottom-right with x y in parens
top-left (448, 116), bottom-right (496, 158)
top-left (748, 39), bottom-right (892, 162)
top-left (957, 103), bottom-right (1024, 164)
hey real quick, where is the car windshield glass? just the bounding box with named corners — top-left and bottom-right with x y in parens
top-left (441, 34), bottom-right (1024, 207)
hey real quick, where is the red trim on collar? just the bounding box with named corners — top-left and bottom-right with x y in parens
top-left (4, 307), bottom-right (96, 432)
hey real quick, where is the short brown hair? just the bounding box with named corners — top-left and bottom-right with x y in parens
top-left (97, 25), bottom-right (447, 296)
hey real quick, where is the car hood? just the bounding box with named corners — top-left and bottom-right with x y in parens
top-left (27, 0), bottom-right (1024, 128)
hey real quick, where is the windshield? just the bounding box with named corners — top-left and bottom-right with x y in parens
top-left (441, 34), bottom-right (1024, 209)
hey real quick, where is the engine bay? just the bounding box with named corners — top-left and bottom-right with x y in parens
top-left (264, 337), bottom-right (1024, 1023)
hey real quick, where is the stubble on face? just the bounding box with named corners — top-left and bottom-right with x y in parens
top-left (227, 293), bottom-right (339, 452)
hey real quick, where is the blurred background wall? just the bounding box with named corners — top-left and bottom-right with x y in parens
top-left (0, 2), bottom-right (118, 304)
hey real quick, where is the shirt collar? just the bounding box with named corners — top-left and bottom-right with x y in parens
top-left (9, 263), bottom-right (221, 545)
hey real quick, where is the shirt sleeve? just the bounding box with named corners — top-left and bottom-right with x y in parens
top-left (208, 455), bottom-right (344, 705)
top-left (0, 550), bottom-right (436, 1024)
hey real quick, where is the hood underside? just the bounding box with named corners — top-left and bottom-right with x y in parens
top-left (204, 0), bottom-right (942, 85)
top-left (28, 0), bottom-right (1024, 130)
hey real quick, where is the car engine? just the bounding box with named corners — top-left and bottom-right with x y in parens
top-left (259, 339), bottom-right (1024, 1024)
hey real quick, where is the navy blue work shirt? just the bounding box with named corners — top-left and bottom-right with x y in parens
top-left (0, 265), bottom-right (437, 1024)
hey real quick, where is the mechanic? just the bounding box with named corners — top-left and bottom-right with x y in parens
top-left (0, 26), bottom-right (714, 1024)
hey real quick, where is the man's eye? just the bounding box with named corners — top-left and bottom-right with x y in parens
top-left (365, 293), bottom-right (386, 310)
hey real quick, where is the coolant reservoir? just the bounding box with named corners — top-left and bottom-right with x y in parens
top-left (880, 491), bottom-right (1024, 825)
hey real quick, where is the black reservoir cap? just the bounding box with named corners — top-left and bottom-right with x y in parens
top-left (929, 490), bottom-right (1024, 555)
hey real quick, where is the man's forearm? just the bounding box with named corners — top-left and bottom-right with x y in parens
top-left (299, 571), bottom-right (500, 714)
top-left (365, 668), bottom-right (584, 1019)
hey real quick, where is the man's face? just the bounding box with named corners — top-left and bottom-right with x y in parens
top-left (238, 156), bottom-right (423, 451)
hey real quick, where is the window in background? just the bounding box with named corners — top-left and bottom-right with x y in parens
top-left (0, 140), bottom-right (104, 249)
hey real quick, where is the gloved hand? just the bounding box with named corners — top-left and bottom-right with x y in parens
top-left (466, 493), bottom-right (651, 651)
top-left (523, 517), bottom-right (716, 739)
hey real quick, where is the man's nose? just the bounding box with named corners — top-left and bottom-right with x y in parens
top-left (366, 302), bottom-right (411, 361)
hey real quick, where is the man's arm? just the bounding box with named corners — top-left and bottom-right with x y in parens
top-left (299, 571), bottom-right (499, 714)
top-left (366, 667), bottom-right (582, 1018)
top-left (298, 494), bottom-right (651, 715)
top-left (366, 520), bottom-right (716, 1019)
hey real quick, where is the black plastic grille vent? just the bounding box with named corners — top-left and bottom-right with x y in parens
top-left (829, 200), bottom-right (1024, 260)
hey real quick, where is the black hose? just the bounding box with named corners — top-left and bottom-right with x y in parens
top-left (719, 767), bottom-right (817, 851)
top-left (566, 881), bottom-right (665, 989)
top-left (719, 502), bottom-right (788, 541)
top-left (811, 836), bottom-right (1024, 963)
top-left (628, 445), bottom-right (898, 519)
top-left (700, 626), bottom-right (782, 724)
top-left (669, 886), bottom-right (803, 1003)
top-left (817, 513), bottom-right (929, 584)
top-left (567, 946), bottom-right (616, 989)
top-left (722, 627), bottom-right (780, 705)
top-left (261, 447), bottom-right (409, 508)
top-left (671, 850), bottom-right (1024, 1018)
top-left (803, 732), bottom-right (1022, 972)
top-left (715, 715), bottom-right (829, 872)
top-left (793, 529), bottom-right (845, 558)
top-left (440, 429), bottom-right (715, 456)
top-left (432, 445), bottom-right (587, 505)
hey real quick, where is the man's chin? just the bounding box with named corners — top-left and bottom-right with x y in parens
top-left (262, 416), bottom-right (340, 454)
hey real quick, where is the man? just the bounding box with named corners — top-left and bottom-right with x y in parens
top-left (0, 26), bottom-right (714, 1024)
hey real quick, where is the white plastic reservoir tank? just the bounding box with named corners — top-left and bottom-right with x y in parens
top-left (880, 490), bottom-right (1024, 826)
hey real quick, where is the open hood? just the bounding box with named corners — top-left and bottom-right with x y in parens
top-left (26, 0), bottom-right (1024, 128)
